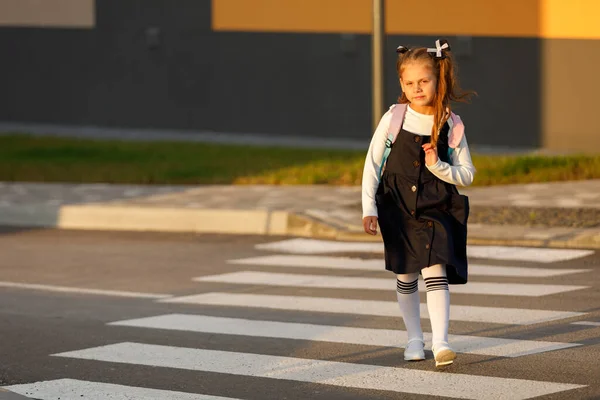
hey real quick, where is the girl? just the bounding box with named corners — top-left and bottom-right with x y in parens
top-left (361, 39), bottom-right (476, 368)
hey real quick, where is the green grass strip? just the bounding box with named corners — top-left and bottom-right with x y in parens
top-left (1, 135), bottom-right (599, 186)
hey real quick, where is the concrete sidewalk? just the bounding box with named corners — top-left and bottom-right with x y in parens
top-left (0, 180), bottom-right (598, 249)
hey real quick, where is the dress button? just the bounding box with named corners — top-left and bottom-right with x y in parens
top-left (425, 244), bottom-right (430, 249)
top-left (414, 136), bottom-right (421, 143)
top-left (411, 185), bottom-right (417, 192)
top-left (413, 160), bottom-right (420, 167)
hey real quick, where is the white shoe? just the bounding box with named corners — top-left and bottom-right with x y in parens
top-left (432, 342), bottom-right (456, 367)
top-left (404, 339), bottom-right (425, 361)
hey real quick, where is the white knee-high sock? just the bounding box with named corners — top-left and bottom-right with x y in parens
top-left (422, 264), bottom-right (450, 346)
top-left (396, 273), bottom-right (423, 342)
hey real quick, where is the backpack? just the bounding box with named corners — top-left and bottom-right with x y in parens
top-left (378, 104), bottom-right (464, 179)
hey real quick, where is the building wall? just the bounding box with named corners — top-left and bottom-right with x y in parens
top-left (541, 39), bottom-right (600, 151)
top-left (0, 0), bottom-right (597, 151)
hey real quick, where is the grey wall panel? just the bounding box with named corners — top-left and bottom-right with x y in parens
top-left (208, 31), bottom-right (372, 138)
top-left (384, 36), bottom-right (541, 147)
top-left (0, 0), bottom-right (213, 129)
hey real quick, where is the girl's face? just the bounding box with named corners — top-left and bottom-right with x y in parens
top-left (400, 61), bottom-right (437, 112)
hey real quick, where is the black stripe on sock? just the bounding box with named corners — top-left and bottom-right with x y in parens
top-left (424, 277), bottom-right (448, 282)
top-left (424, 277), bottom-right (448, 283)
top-left (423, 277), bottom-right (448, 281)
top-left (396, 278), bottom-right (418, 294)
top-left (427, 287), bottom-right (448, 292)
top-left (426, 285), bottom-right (448, 292)
top-left (424, 276), bottom-right (448, 292)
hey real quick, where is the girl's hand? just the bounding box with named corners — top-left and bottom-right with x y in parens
top-left (422, 143), bottom-right (439, 166)
top-left (362, 216), bottom-right (378, 235)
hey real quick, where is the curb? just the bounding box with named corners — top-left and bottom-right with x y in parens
top-left (0, 204), bottom-right (598, 249)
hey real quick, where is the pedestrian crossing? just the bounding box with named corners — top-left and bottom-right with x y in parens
top-left (50, 343), bottom-right (584, 400)
top-left (4, 238), bottom-right (595, 400)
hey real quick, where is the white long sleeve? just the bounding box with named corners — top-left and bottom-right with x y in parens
top-left (426, 134), bottom-right (476, 187)
top-left (361, 109), bottom-right (393, 218)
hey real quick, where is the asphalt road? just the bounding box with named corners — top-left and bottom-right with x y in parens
top-left (0, 228), bottom-right (598, 400)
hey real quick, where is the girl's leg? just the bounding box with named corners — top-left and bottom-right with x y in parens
top-left (421, 264), bottom-right (449, 345)
top-left (421, 264), bottom-right (455, 366)
top-left (396, 272), bottom-right (424, 360)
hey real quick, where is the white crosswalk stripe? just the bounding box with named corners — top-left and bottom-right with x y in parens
top-left (255, 238), bottom-right (594, 262)
top-left (193, 271), bottom-right (589, 296)
top-left (229, 255), bottom-right (591, 277)
top-left (109, 314), bottom-right (580, 358)
top-left (572, 321), bottom-right (600, 327)
top-left (52, 342), bottom-right (585, 400)
top-left (159, 292), bottom-right (585, 325)
top-left (5, 379), bottom-right (238, 400)
top-left (0, 281), bottom-right (171, 299)
top-left (7, 239), bottom-right (593, 399)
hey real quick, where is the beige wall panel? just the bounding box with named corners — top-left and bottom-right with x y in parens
top-left (213, 0), bottom-right (600, 39)
top-left (542, 39), bottom-right (600, 152)
top-left (212, 0), bottom-right (541, 36)
top-left (212, 0), bottom-right (372, 33)
top-left (541, 0), bottom-right (600, 39)
top-left (385, 0), bottom-right (540, 37)
top-left (0, 0), bottom-right (94, 28)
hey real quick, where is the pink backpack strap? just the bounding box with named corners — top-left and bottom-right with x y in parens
top-left (448, 112), bottom-right (464, 148)
top-left (378, 104), bottom-right (408, 179)
top-left (387, 103), bottom-right (408, 143)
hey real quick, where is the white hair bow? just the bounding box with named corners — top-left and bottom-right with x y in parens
top-left (427, 39), bottom-right (449, 58)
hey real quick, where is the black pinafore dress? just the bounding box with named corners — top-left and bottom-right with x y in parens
top-left (375, 123), bottom-right (469, 284)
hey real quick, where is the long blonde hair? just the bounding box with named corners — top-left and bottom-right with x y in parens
top-left (397, 44), bottom-right (476, 146)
